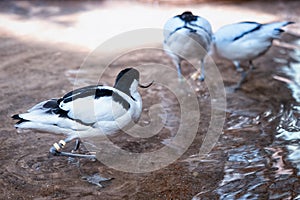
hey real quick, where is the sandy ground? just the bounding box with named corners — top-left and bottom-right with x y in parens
top-left (1, 0), bottom-right (300, 199)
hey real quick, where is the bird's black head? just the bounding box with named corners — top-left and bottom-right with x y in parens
top-left (114, 68), bottom-right (139, 93)
top-left (115, 68), bottom-right (139, 85)
top-left (178, 11), bottom-right (197, 22)
top-left (114, 68), bottom-right (153, 96)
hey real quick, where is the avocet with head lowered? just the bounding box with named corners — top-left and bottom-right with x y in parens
top-left (163, 11), bottom-right (212, 81)
top-left (211, 21), bottom-right (294, 89)
top-left (12, 68), bottom-right (153, 159)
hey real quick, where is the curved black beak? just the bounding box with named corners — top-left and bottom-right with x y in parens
top-left (138, 81), bottom-right (154, 88)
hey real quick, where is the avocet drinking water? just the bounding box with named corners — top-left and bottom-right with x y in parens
top-left (211, 21), bottom-right (294, 88)
top-left (12, 68), bottom-right (153, 159)
top-left (163, 11), bottom-right (212, 81)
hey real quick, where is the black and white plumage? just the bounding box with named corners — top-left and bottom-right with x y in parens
top-left (211, 21), bottom-right (294, 88)
top-left (163, 11), bottom-right (212, 81)
top-left (12, 68), bottom-right (152, 158)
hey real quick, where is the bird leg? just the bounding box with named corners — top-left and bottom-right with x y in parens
top-left (191, 59), bottom-right (205, 81)
top-left (51, 139), bottom-right (66, 154)
top-left (233, 61), bottom-right (243, 72)
top-left (72, 139), bottom-right (81, 152)
top-left (249, 60), bottom-right (254, 71)
top-left (175, 62), bottom-right (183, 81)
top-left (234, 71), bottom-right (247, 90)
top-left (198, 59), bottom-right (205, 81)
top-left (49, 139), bottom-right (96, 159)
top-left (234, 61), bottom-right (254, 90)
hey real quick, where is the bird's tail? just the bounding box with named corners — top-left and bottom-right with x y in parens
top-left (11, 99), bottom-right (88, 136)
top-left (12, 114), bottom-right (29, 125)
top-left (11, 99), bottom-right (64, 133)
top-left (265, 21), bottom-right (295, 38)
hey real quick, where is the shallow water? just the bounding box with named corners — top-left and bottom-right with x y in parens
top-left (200, 38), bottom-right (300, 199)
top-left (63, 37), bottom-right (300, 199)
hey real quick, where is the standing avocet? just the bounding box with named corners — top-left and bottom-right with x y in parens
top-left (12, 68), bottom-right (153, 159)
top-left (163, 11), bottom-right (212, 81)
top-left (211, 21), bottom-right (294, 88)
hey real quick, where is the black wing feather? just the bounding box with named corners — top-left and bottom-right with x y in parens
top-left (62, 85), bottom-right (103, 103)
top-left (233, 22), bottom-right (262, 41)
